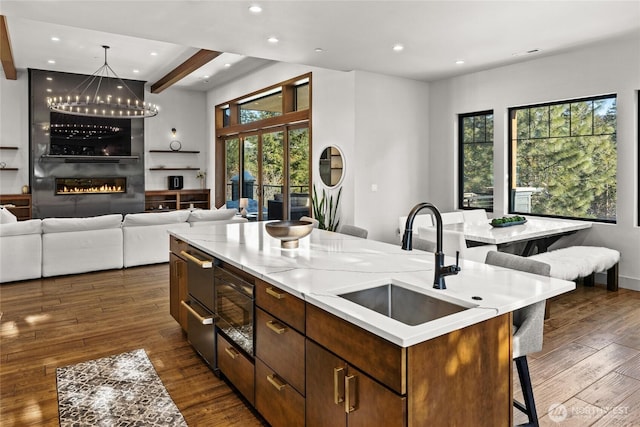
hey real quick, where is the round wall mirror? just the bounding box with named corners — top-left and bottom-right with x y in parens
top-left (319, 146), bottom-right (344, 187)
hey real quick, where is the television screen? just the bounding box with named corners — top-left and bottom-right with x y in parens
top-left (49, 112), bottom-right (132, 156)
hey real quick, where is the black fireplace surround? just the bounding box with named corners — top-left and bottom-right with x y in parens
top-left (29, 69), bottom-right (146, 218)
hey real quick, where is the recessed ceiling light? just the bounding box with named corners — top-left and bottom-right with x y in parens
top-left (392, 44), bottom-right (404, 52)
top-left (203, 75), bottom-right (210, 79)
top-left (117, 85), bottom-right (123, 89)
top-left (46, 77), bottom-right (53, 81)
top-left (51, 36), bottom-right (60, 42)
top-left (224, 63), bottom-right (231, 68)
top-left (150, 52), bottom-right (158, 56)
top-left (314, 48), bottom-right (324, 53)
top-left (455, 59), bottom-right (465, 65)
top-left (249, 5), bottom-right (262, 13)
top-left (268, 36), bottom-right (279, 44)
top-left (48, 60), bottom-right (56, 64)
top-left (133, 69), bottom-right (140, 73)
top-left (46, 88), bottom-right (52, 92)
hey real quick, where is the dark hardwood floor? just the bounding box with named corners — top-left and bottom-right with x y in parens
top-left (1, 265), bottom-right (639, 426)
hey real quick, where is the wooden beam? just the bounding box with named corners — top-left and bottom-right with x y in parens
top-left (151, 49), bottom-right (221, 94)
top-left (0, 15), bottom-right (17, 80)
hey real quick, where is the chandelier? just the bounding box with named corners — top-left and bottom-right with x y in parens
top-left (47, 45), bottom-right (159, 119)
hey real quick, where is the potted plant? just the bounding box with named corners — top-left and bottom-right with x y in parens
top-left (312, 185), bottom-right (342, 231)
top-left (196, 170), bottom-right (206, 189)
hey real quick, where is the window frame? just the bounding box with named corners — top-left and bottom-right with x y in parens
top-left (458, 110), bottom-right (494, 212)
top-left (507, 94), bottom-right (617, 223)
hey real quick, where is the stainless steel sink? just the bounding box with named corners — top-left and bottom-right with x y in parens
top-left (339, 283), bottom-right (470, 326)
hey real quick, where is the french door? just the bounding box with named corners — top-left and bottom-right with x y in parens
top-left (223, 124), bottom-right (309, 221)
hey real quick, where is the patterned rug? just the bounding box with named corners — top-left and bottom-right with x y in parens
top-left (56, 349), bottom-right (187, 427)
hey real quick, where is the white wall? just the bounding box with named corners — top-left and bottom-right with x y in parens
top-left (0, 72), bottom-right (29, 195)
top-left (428, 33), bottom-right (640, 289)
top-left (145, 87), bottom-right (207, 191)
top-left (353, 71), bottom-right (430, 243)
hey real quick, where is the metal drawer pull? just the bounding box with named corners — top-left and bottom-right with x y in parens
top-left (224, 347), bottom-right (238, 360)
top-left (267, 374), bottom-right (287, 391)
top-left (180, 300), bottom-right (215, 325)
top-left (266, 320), bottom-right (287, 334)
top-left (345, 374), bottom-right (358, 413)
top-left (333, 367), bottom-right (345, 404)
top-left (266, 287), bottom-right (286, 299)
top-left (180, 250), bottom-right (213, 268)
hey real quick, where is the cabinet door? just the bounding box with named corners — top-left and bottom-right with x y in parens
top-left (306, 339), bottom-right (406, 427)
top-left (169, 253), bottom-right (188, 331)
top-left (347, 365), bottom-right (406, 427)
top-left (306, 340), bottom-right (347, 427)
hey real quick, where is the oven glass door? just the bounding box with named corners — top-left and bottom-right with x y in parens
top-left (215, 270), bottom-right (254, 355)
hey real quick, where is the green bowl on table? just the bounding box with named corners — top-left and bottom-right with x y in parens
top-left (490, 216), bottom-right (527, 227)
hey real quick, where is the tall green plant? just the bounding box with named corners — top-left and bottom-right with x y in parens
top-left (312, 185), bottom-right (342, 231)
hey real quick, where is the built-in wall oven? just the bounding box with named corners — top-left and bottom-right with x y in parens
top-left (180, 247), bottom-right (217, 367)
top-left (214, 264), bottom-right (255, 357)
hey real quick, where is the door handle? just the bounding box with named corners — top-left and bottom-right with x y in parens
top-left (180, 300), bottom-right (215, 325)
top-left (333, 367), bottom-right (345, 404)
top-left (266, 320), bottom-right (287, 334)
top-left (266, 374), bottom-right (287, 391)
top-left (224, 347), bottom-right (239, 360)
top-left (265, 287), bottom-right (286, 300)
top-left (180, 250), bottom-right (213, 268)
top-left (345, 374), bottom-right (358, 413)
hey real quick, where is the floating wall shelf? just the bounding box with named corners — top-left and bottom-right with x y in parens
top-left (149, 150), bottom-right (200, 154)
top-left (149, 167), bottom-right (200, 171)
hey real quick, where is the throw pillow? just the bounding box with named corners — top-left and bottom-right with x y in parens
top-left (188, 209), bottom-right (237, 222)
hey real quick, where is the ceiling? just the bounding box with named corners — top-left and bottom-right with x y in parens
top-left (1, 1), bottom-right (639, 92)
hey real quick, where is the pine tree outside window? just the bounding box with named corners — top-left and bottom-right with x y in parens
top-left (508, 95), bottom-right (617, 222)
top-left (459, 111), bottom-right (494, 211)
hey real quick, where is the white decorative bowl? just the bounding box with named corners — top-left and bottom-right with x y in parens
top-left (265, 220), bottom-right (314, 249)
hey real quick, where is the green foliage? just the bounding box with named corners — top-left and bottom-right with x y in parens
top-left (312, 185), bottom-right (342, 231)
top-left (513, 97), bottom-right (616, 221)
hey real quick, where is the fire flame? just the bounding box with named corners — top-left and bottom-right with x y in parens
top-left (59, 185), bottom-right (124, 194)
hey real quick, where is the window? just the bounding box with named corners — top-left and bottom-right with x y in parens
top-left (215, 74), bottom-right (312, 220)
top-left (509, 95), bottom-right (616, 222)
top-left (459, 111), bottom-right (494, 211)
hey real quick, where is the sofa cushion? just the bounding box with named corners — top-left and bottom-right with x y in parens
top-left (0, 219), bottom-right (42, 237)
top-left (42, 214), bottom-right (123, 233)
top-left (0, 207), bottom-right (18, 224)
top-left (122, 210), bottom-right (189, 227)
top-left (188, 209), bottom-right (237, 222)
top-left (123, 222), bottom-right (190, 267)
top-left (0, 232), bottom-right (42, 283)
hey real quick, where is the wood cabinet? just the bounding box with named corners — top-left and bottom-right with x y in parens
top-left (255, 281), bottom-right (306, 427)
top-left (145, 189), bottom-right (210, 212)
top-left (169, 237), bottom-right (189, 331)
top-left (306, 339), bottom-right (406, 427)
top-left (217, 333), bottom-right (255, 405)
top-left (0, 194), bottom-right (32, 220)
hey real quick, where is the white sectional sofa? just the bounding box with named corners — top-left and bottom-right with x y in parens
top-left (42, 214), bottom-right (124, 277)
top-left (0, 208), bottom-right (246, 283)
top-left (0, 219), bottom-right (43, 283)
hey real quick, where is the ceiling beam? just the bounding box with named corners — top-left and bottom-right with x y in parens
top-left (151, 49), bottom-right (221, 94)
top-left (0, 15), bottom-right (17, 80)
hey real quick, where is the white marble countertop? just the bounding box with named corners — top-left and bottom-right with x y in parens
top-left (171, 221), bottom-right (575, 347)
top-left (445, 217), bottom-right (592, 245)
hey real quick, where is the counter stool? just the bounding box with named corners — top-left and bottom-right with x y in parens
top-left (485, 251), bottom-right (551, 427)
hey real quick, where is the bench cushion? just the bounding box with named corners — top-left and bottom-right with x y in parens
top-left (530, 246), bottom-right (620, 281)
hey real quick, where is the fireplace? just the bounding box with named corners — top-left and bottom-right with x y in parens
top-left (55, 177), bottom-right (126, 195)
top-left (29, 69), bottom-right (145, 218)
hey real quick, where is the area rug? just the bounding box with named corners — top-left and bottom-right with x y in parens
top-left (56, 348), bottom-right (187, 427)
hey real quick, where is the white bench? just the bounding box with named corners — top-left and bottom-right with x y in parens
top-left (530, 246), bottom-right (619, 291)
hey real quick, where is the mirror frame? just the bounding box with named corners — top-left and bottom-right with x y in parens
top-left (319, 145), bottom-right (345, 188)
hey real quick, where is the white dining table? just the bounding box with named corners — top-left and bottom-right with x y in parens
top-left (444, 217), bottom-right (592, 256)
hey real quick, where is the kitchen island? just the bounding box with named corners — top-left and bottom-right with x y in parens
top-left (170, 221), bottom-right (575, 426)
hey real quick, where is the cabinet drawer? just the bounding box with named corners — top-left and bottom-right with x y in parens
top-left (256, 358), bottom-right (304, 427)
top-left (217, 333), bottom-right (255, 405)
top-left (256, 308), bottom-right (305, 394)
top-left (306, 303), bottom-right (406, 395)
top-left (256, 279), bottom-right (305, 333)
top-left (170, 236), bottom-right (189, 256)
